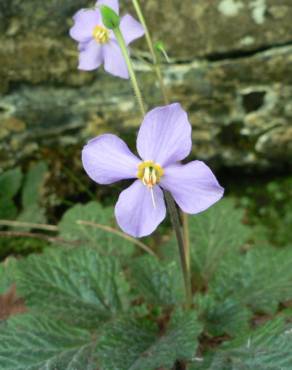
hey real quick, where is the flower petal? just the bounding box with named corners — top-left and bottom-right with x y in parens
top-left (136, 103), bottom-right (192, 167)
top-left (160, 161), bottom-right (224, 214)
top-left (78, 40), bottom-right (104, 71)
top-left (70, 9), bottom-right (100, 43)
top-left (103, 40), bottom-right (129, 79)
top-left (96, 0), bottom-right (119, 14)
top-left (82, 134), bottom-right (140, 184)
top-left (120, 14), bottom-right (145, 45)
top-left (115, 180), bottom-right (166, 237)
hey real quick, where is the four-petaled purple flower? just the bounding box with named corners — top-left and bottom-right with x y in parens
top-left (82, 103), bottom-right (224, 237)
top-left (69, 0), bottom-right (144, 78)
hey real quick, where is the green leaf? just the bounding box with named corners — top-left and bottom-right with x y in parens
top-left (202, 318), bottom-right (292, 370)
top-left (15, 247), bottom-right (129, 329)
top-left (0, 314), bottom-right (97, 370)
top-left (59, 202), bottom-right (135, 257)
top-left (211, 245), bottom-right (292, 314)
top-left (0, 198), bottom-right (17, 220)
top-left (0, 167), bottom-right (22, 199)
top-left (18, 161), bottom-right (48, 224)
top-left (21, 161), bottom-right (47, 208)
top-left (130, 255), bottom-right (184, 306)
top-left (97, 310), bottom-right (202, 370)
top-left (197, 294), bottom-right (252, 337)
top-left (189, 199), bottom-right (250, 284)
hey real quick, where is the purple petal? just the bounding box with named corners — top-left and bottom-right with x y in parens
top-left (103, 40), bottom-right (129, 79)
top-left (82, 134), bottom-right (140, 184)
top-left (136, 103), bottom-right (192, 167)
top-left (160, 161), bottom-right (224, 214)
top-left (115, 180), bottom-right (166, 237)
top-left (96, 0), bottom-right (119, 14)
top-left (120, 14), bottom-right (145, 45)
top-left (78, 40), bottom-right (104, 71)
top-left (70, 9), bottom-right (100, 43)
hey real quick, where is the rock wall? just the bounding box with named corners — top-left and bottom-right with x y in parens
top-left (1, 0), bottom-right (292, 171)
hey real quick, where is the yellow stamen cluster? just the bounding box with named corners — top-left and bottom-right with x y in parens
top-left (137, 161), bottom-right (164, 188)
top-left (92, 25), bottom-right (110, 44)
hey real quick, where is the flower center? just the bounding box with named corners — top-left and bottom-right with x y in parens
top-left (137, 161), bottom-right (164, 188)
top-left (92, 25), bottom-right (110, 44)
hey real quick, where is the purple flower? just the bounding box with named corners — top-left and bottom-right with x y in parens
top-left (82, 103), bottom-right (224, 237)
top-left (69, 0), bottom-right (144, 78)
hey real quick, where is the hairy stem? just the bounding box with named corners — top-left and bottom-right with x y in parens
top-left (164, 191), bottom-right (192, 308)
top-left (132, 0), bottom-right (168, 104)
top-left (113, 26), bottom-right (146, 117)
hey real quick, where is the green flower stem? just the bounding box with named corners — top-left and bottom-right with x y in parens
top-left (132, 0), bottom-right (191, 281)
top-left (113, 26), bottom-right (146, 117)
top-left (164, 191), bottom-right (192, 308)
top-left (132, 0), bottom-right (168, 104)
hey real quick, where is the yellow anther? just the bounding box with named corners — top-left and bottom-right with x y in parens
top-left (92, 25), bottom-right (110, 44)
top-left (137, 160), bottom-right (164, 188)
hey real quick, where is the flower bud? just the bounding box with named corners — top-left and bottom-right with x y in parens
top-left (100, 5), bottom-right (120, 29)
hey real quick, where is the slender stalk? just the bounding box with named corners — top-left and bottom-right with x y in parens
top-left (0, 231), bottom-right (78, 246)
top-left (132, 0), bottom-right (168, 104)
top-left (164, 191), bottom-right (192, 307)
top-left (76, 220), bottom-right (156, 257)
top-left (0, 219), bottom-right (58, 232)
top-left (113, 26), bottom-right (146, 117)
top-left (132, 0), bottom-right (191, 269)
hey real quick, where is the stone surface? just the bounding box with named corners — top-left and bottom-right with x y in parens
top-left (1, 0), bottom-right (292, 172)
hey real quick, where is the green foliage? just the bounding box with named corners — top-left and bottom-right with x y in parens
top-left (210, 245), bottom-right (292, 314)
top-left (97, 311), bottom-right (202, 370)
top-left (0, 247), bottom-right (202, 370)
top-left (1, 194), bottom-right (292, 369)
top-left (59, 201), bottom-right (135, 256)
top-left (0, 168), bottom-right (22, 219)
top-left (189, 199), bottom-right (250, 284)
top-left (130, 255), bottom-right (184, 306)
top-left (15, 247), bottom-right (129, 329)
top-left (238, 176), bottom-right (292, 246)
top-left (0, 314), bottom-right (97, 370)
top-left (196, 294), bottom-right (252, 337)
top-left (18, 161), bottom-right (48, 224)
top-left (196, 318), bottom-right (292, 370)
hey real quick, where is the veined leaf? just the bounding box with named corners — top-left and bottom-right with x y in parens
top-left (211, 245), bottom-right (292, 314)
top-left (199, 318), bottom-right (292, 370)
top-left (0, 314), bottom-right (97, 370)
top-left (97, 310), bottom-right (202, 370)
top-left (130, 255), bottom-right (184, 306)
top-left (59, 202), bottom-right (135, 256)
top-left (189, 198), bottom-right (250, 284)
top-left (15, 247), bottom-right (129, 329)
top-left (196, 294), bottom-right (252, 337)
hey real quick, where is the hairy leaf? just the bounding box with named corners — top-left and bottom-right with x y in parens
top-left (199, 318), bottom-right (292, 370)
top-left (59, 201), bottom-right (135, 256)
top-left (0, 314), bottom-right (97, 370)
top-left (189, 199), bottom-right (250, 284)
top-left (15, 247), bottom-right (129, 329)
top-left (211, 245), bottom-right (292, 314)
top-left (130, 255), bottom-right (184, 306)
top-left (97, 310), bottom-right (202, 370)
top-left (197, 294), bottom-right (252, 337)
